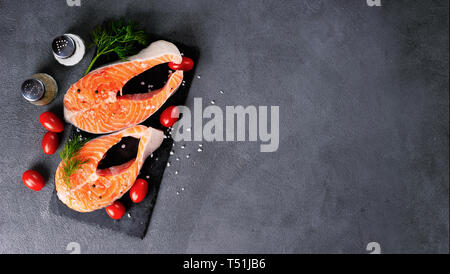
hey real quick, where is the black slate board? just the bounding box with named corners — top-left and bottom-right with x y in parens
top-left (50, 42), bottom-right (198, 239)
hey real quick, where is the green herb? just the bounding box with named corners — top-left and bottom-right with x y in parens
top-left (59, 136), bottom-right (90, 188)
top-left (84, 19), bottom-right (148, 75)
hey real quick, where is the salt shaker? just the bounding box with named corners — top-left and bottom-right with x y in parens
top-left (52, 34), bottom-right (85, 66)
top-left (21, 73), bottom-right (58, 106)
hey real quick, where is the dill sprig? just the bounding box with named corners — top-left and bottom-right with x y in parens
top-left (84, 19), bottom-right (148, 75)
top-left (59, 136), bottom-right (90, 188)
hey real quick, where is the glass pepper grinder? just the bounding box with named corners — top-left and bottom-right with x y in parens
top-left (52, 34), bottom-right (85, 66)
top-left (21, 73), bottom-right (58, 106)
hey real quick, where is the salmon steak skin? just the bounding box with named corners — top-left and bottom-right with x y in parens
top-left (55, 125), bottom-right (165, 212)
top-left (64, 40), bottom-right (183, 134)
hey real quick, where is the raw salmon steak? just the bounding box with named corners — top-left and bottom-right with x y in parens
top-left (64, 40), bottom-right (183, 134)
top-left (55, 125), bottom-right (165, 212)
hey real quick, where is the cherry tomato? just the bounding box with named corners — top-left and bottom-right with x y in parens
top-left (42, 132), bottom-right (59, 155)
top-left (39, 111), bottom-right (64, 133)
top-left (130, 179), bottom-right (148, 203)
top-left (168, 57), bottom-right (194, 72)
top-left (105, 201), bottom-right (126, 220)
top-left (22, 170), bottom-right (45, 191)
top-left (160, 106), bottom-right (180, 128)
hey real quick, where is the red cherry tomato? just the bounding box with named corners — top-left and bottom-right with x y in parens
top-left (160, 106), bottom-right (180, 128)
top-left (39, 111), bottom-right (64, 133)
top-left (42, 132), bottom-right (59, 155)
top-left (130, 178), bottom-right (148, 203)
top-left (168, 57), bottom-right (194, 72)
top-left (22, 170), bottom-right (45, 191)
top-left (105, 201), bottom-right (126, 220)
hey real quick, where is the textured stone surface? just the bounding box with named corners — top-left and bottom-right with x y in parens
top-left (0, 0), bottom-right (448, 253)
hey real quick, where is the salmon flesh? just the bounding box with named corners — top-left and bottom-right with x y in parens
top-left (55, 125), bottom-right (165, 212)
top-left (64, 40), bottom-right (183, 134)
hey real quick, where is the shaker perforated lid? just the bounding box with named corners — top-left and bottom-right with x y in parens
top-left (21, 79), bottom-right (45, 102)
top-left (52, 35), bottom-right (76, 59)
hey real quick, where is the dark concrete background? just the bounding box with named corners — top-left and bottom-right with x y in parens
top-left (0, 0), bottom-right (448, 253)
